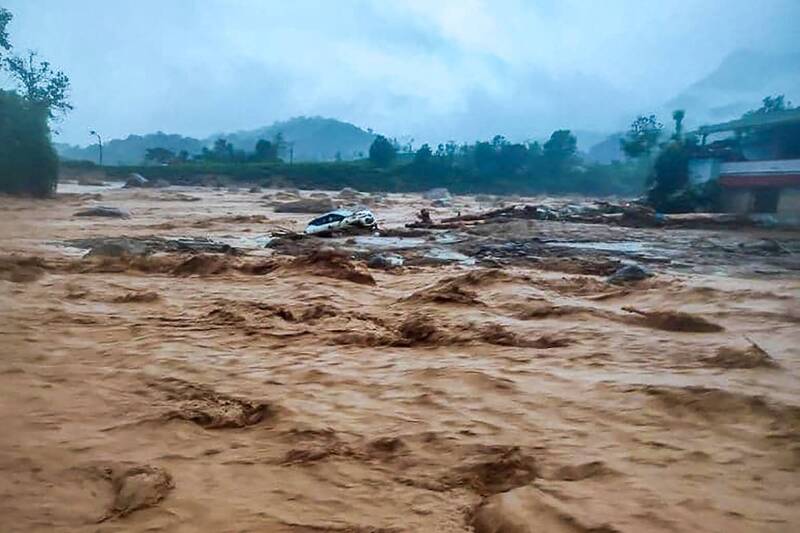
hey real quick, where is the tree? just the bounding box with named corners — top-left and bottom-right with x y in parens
top-left (414, 143), bottom-right (432, 165)
top-left (0, 8), bottom-right (11, 53)
top-left (253, 139), bottom-right (278, 162)
top-left (144, 147), bottom-right (175, 164)
top-left (369, 135), bottom-right (396, 167)
top-left (543, 129), bottom-right (578, 175)
top-left (0, 8), bottom-right (69, 198)
top-left (621, 115), bottom-right (662, 158)
top-left (212, 138), bottom-right (234, 161)
top-left (672, 109), bottom-right (685, 139)
top-left (0, 90), bottom-right (58, 196)
top-left (4, 50), bottom-right (72, 120)
top-left (745, 95), bottom-right (791, 116)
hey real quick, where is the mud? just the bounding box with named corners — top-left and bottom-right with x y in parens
top-left (1, 185), bottom-right (799, 532)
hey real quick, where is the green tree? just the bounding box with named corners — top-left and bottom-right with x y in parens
top-left (144, 147), bottom-right (175, 164)
top-left (0, 90), bottom-right (58, 196)
top-left (672, 109), bottom-right (685, 139)
top-left (0, 8), bottom-right (11, 53)
top-left (621, 115), bottom-right (662, 158)
top-left (543, 129), bottom-right (578, 175)
top-left (212, 138), bottom-right (234, 161)
top-left (745, 95), bottom-right (790, 116)
top-left (369, 135), bottom-right (396, 167)
top-left (4, 50), bottom-right (72, 120)
top-left (0, 8), bottom-right (69, 197)
top-left (414, 143), bottom-right (432, 165)
top-left (253, 138), bottom-right (277, 162)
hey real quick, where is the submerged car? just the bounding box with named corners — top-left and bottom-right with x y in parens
top-left (304, 208), bottom-right (377, 235)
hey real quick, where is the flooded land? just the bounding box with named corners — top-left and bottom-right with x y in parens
top-left (1, 183), bottom-right (799, 532)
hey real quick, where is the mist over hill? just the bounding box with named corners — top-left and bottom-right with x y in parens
top-left (666, 49), bottom-right (800, 128)
top-left (56, 117), bottom-right (376, 165)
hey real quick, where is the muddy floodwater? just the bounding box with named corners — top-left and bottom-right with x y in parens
top-left (1, 184), bottom-right (799, 532)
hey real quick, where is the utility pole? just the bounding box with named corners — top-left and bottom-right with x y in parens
top-left (289, 142), bottom-right (294, 165)
top-left (89, 130), bottom-right (103, 166)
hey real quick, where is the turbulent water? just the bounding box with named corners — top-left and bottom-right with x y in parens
top-left (0, 185), bottom-right (799, 532)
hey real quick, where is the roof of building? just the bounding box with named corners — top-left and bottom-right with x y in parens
top-left (696, 108), bottom-right (800, 136)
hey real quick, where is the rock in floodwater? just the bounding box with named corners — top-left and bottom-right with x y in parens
top-left (739, 239), bottom-right (787, 255)
top-left (74, 206), bottom-right (130, 219)
top-left (367, 253), bottom-right (405, 269)
top-left (607, 263), bottom-right (652, 284)
top-left (124, 173), bottom-right (149, 188)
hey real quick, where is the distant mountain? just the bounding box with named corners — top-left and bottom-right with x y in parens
top-left (585, 133), bottom-right (624, 164)
top-left (56, 132), bottom-right (206, 166)
top-left (215, 116), bottom-right (376, 161)
top-left (666, 49), bottom-right (800, 128)
top-left (56, 117), bottom-right (376, 165)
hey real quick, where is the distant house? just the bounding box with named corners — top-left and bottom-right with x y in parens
top-left (689, 108), bottom-right (800, 222)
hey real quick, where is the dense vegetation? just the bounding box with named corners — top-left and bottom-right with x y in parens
top-left (0, 7), bottom-right (69, 197)
top-left (0, 90), bottom-right (58, 196)
top-left (92, 127), bottom-right (648, 196)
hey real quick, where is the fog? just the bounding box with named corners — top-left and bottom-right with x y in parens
top-left (4, 0), bottom-right (799, 146)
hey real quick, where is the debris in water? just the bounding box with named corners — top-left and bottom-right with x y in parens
top-left (74, 206), bottom-right (130, 218)
top-left (607, 263), bottom-right (653, 284)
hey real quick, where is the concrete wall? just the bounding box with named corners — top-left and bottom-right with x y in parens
top-left (721, 189), bottom-right (753, 214)
top-left (778, 187), bottom-right (800, 216)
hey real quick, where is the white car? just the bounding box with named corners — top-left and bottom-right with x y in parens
top-left (304, 208), bottom-right (377, 235)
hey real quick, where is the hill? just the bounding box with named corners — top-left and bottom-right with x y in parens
top-left (56, 132), bottom-right (206, 166)
top-left (666, 49), bottom-right (800, 128)
top-left (56, 117), bottom-right (376, 165)
top-left (215, 116), bottom-right (376, 161)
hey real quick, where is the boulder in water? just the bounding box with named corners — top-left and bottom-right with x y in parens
top-left (367, 253), bottom-right (404, 270)
top-left (607, 264), bottom-right (652, 284)
top-left (74, 206), bottom-right (130, 219)
top-left (124, 173), bottom-right (149, 188)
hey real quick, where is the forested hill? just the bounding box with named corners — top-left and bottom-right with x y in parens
top-left (55, 132), bottom-right (205, 166)
top-left (56, 116), bottom-right (377, 165)
top-left (215, 116), bottom-right (376, 161)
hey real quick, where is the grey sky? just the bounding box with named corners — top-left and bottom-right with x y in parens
top-left (3, 0), bottom-right (799, 146)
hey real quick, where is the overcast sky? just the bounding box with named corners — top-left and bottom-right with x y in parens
top-left (3, 0), bottom-right (799, 146)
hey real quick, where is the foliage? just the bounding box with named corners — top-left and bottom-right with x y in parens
top-left (0, 8), bottom-right (67, 198)
top-left (0, 7), bottom-right (11, 53)
top-left (4, 50), bottom-right (72, 120)
top-left (745, 95), bottom-right (792, 116)
top-left (621, 115), bottom-right (663, 158)
top-left (0, 90), bottom-right (58, 197)
top-left (369, 135), bottom-right (396, 167)
top-left (144, 147), bottom-right (175, 164)
top-left (253, 138), bottom-right (278, 162)
top-left (414, 143), bottom-right (432, 165)
top-left (646, 137), bottom-right (698, 212)
top-left (672, 109), bottom-right (685, 139)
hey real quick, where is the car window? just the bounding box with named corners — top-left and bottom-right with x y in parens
top-left (329, 214), bottom-right (345, 222)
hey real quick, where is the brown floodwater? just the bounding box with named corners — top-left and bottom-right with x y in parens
top-left (0, 184), bottom-right (799, 532)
